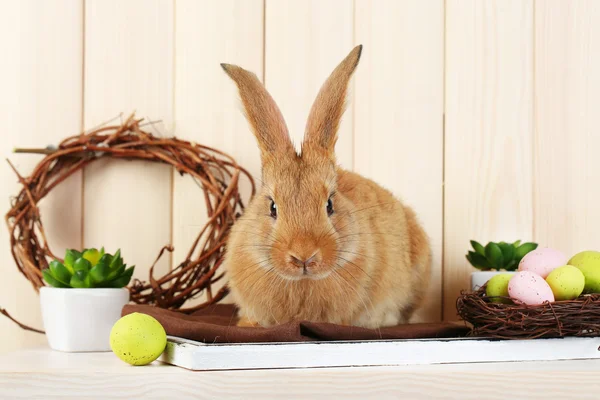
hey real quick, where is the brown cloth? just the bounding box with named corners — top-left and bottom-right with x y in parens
top-left (122, 304), bottom-right (470, 343)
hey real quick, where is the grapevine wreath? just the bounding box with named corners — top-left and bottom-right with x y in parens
top-left (4, 113), bottom-right (255, 329)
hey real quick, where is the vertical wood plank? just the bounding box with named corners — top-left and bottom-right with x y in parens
top-left (534, 0), bottom-right (600, 254)
top-left (354, 0), bottom-right (444, 322)
top-left (173, 0), bottom-right (263, 302)
top-left (444, 0), bottom-right (534, 319)
top-left (265, 0), bottom-right (354, 169)
top-left (0, 0), bottom-right (83, 352)
top-left (83, 0), bottom-right (174, 280)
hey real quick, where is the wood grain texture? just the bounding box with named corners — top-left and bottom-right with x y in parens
top-left (0, 0), bottom-right (83, 353)
top-left (83, 0), bottom-right (174, 280)
top-left (1, 348), bottom-right (600, 399)
top-left (444, 0), bottom-right (534, 319)
top-left (173, 0), bottom-right (263, 303)
top-left (534, 0), bottom-right (600, 254)
top-left (354, 0), bottom-right (444, 322)
top-left (265, 0), bottom-right (354, 169)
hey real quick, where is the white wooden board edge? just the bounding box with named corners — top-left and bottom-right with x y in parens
top-left (160, 335), bottom-right (600, 371)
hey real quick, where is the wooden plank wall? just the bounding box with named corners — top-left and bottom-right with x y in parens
top-left (444, 0), bottom-right (534, 319)
top-left (83, 0), bottom-right (174, 281)
top-left (172, 0), bottom-right (263, 299)
top-left (2, 0), bottom-right (600, 352)
top-left (0, 0), bottom-right (84, 353)
top-left (354, 0), bottom-right (444, 322)
top-left (534, 0), bottom-right (600, 254)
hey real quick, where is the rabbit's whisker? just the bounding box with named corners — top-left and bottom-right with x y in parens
top-left (230, 257), bottom-right (273, 289)
top-left (337, 249), bottom-right (398, 276)
top-left (319, 201), bottom-right (402, 242)
top-left (331, 265), bottom-right (382, 339)
top-left (332, 255), bottom-right (385, 291)
top-left (231, 229), bottom-right (286, 247)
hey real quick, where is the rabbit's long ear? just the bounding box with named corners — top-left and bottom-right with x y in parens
top-left (303, 45), bottom-right (362, 157)
top-left (221, 64), bottom-right (294, 160)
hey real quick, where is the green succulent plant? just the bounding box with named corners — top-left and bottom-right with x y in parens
top-left (42, 248), bottom-right (134, 289)
top-left (466, 240), bottom-right (538, 271)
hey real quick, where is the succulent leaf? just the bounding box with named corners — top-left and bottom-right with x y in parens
top-left (70, 270), bottom-right (91, 288)
top-left (64, 249), bottom-right (82, 274)
top-left (485, 243), bottom-right (504, 269)
top-left (107, 262), bottom-right (125, 280)
top-left (109, 249), bottom-right (122, 270)
top-left (466, 251), bottom-right (492, 270)
top-left (83, 248), bottom-right (102, 266)
top-left (505, 259), bottom-right (517, 270)
top-left (74, 257), bottom-right (92, 272)
top-left (515, 242), bottom-right (538, 261)
top-left (103, 266), bottom-right (135, 288)
top-left (498, 242), bottom-right (515, 265)
top-left (51, 248), bottom-right (134, 288)
top-left (468, 239), bottom-right (538, 271)
top-left (89, 258), bottom-right (110, 284)
top-left (49, 260), bottom-right (72, 285)
top-left (470, 240), bottom-right (486, 256)
top-left (98, 253), bottom-right (112, 265)
top-left (43, 269), bottom-right (69, 288)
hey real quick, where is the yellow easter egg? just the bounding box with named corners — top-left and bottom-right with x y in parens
top-left (110, 313), bottom-right (167, 366)
top-left (485, 273), bottom-right (513, 303)
top-left (568, 251), bottom-right (600, 293)
top-left (545, 265), bottom-right (585, 301)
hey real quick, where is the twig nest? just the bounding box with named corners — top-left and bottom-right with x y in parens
top-left (457, 287), bottom-right (600, 339)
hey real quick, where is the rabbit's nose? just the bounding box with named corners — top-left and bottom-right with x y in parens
top-left (288, 251), bottom-right (319, 270)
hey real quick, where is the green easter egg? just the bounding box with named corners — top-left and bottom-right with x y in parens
top-left (545, 265), bottom-right (585, 300)
top-left (110, 313), bottom-right (167, 366)
top-left (485, 273), bottom-right (513, 303)
top-left (568, 251), bottom-right (600, 294)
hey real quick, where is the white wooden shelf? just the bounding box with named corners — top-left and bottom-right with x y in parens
top-left (1, 346), bottom-right (600, 399)
top-left (161, 335), bottom-right (600, 371)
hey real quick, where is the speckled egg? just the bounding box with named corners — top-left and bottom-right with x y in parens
top-left (518, 248), bottom-right (568, 278)
top-left (568, 251), bottom-right (600, 293)
top-left (485, 273), bottom-right (513, 303)
top-left (508, 271), bottom-right (555, 305)
top-left (545, 265), bottom-right (585, 300)
top-left (110, 313), bottom-right (167, 366)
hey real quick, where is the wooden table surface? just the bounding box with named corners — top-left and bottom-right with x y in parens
top-left (1, 347), bottom-right (599, 399)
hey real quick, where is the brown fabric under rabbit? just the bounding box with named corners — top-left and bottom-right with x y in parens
top-left (122, 304), bottom-right (469, 343)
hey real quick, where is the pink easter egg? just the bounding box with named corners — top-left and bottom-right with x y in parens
top-left (518, 247), bottom-right (568, 278)
top-left (508, 271), bottom-right (555, 305)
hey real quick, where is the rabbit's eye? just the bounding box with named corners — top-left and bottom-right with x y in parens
top-left (270, 200), bottom-right (277, 219)
top-left (326, 198), bottom-right (334, 216)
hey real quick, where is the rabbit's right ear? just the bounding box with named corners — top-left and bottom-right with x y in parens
top-left (221, 64), bottom-right (294, 161)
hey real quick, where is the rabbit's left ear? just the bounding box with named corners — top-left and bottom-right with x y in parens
top-left (302, 45), bottom-right (362, 157)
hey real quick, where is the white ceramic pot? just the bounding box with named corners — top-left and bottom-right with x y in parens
top-left (40, 287), bottom-right (129, 352)
top-left (471, 271), bottom-right (515, 291)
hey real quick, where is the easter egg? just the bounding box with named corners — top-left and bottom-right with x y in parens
top-left (485, 273), bottom-right (512, 303)
top-left (110, 313), bottom-right (167, 366)
top-left (508, 271), bottom-right (554, 305)
top-left (518, 248), bottom-right (568, 278)
top-left (568, 251), bottom-right (600, 293)
top-left (545, 265), bottom-right (585, 300)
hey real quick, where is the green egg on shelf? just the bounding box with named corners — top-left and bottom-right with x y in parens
top-left (110, 313), bottom-right (167, 366)
top-left (545, 265), bottom-right (585, 301)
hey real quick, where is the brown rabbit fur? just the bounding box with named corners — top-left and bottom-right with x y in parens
top-left (221, 45), bottom-right (431, 329)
